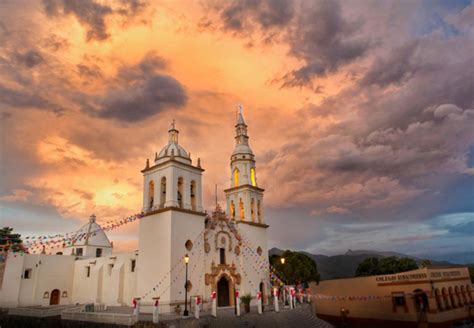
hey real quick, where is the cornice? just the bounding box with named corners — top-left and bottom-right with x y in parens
top-left (141, 159), bottom-right (204, 174)
top-left (236, 220), bottom-right (269, 229)
top-left (224, 184), bottom-right (265, 193)
top-left (142, 206), bottom-right (207, 218)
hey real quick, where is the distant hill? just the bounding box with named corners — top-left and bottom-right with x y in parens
top-left (269, 247), bottom-right (454, 280)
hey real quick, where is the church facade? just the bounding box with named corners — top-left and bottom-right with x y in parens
top-left (0, 111), bottom-right (270, 312)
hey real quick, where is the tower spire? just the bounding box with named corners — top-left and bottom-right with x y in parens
top-left (168, 119), bottom-right (179, 144)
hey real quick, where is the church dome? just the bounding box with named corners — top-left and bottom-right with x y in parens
top-left (157, 143), bottom-right (190, 160)
top-left (155, 122), bottom-right (192, 165)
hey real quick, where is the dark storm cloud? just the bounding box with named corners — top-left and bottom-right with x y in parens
top-left (117, 52), bottom-right (167, 82)
top-left (77, 63), bottom-right (103, 80)
top-left (95, 75), bottom-right (187, 122)
top-left (360, 41), bottom-right (425, 87)
top-left (115, 0), bottom-right (148, 17)
top-left (220, 0), bottom-right (294, 31)
top-left (81, 52), bottom-right (184, 122)
top-left (207, 0), bottom-right (371, 88)
top-left (42, 0), bottom-right (113, 41)
top-left (13, 50), bottom-right (44, 68)
top-left (0, 84), bottom-right (63, 113)
top-left (281, 0), bottom-right (371, 88)
top-left (42, 0), bottom-right (149, 42)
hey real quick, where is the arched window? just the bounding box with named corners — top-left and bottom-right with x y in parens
top-left (250, 167), bottom-right (256, 186)
top-left (454, 286), bottom-right (462, 307)
top-left (234, 168), bottom-right (239, 187)
top-left (148, 180), bottom-right (155, 210)
top-left (160, 177), bottom-right (166, 207)
top-left (467, 285), bottom-right (473, 303)
top-left (190, 180), bottom-right (196, 211)
top-left (177, 177), bottom-right (184, 208)
top-left (449, 287), bottom-right (456, 308)
top-left (435, 289), bottom-right (443, 311)
top-left (251, 198), bottom-right (255, 222)
top-left (239, 198), bottom-right (244, 220)
top-left (460, 286), bottom-right (467, 305)
top-left (257, 200), bottom-right (262, 223)
top-left (230, 201), bottom-right (235, 219)
top-left (442, 288), bottom-right (450, 309)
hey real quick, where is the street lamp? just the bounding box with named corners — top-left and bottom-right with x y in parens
top-left (280, 257), bottom-right (289, 306)
top-left (183, 254), bottom-right (190, 317)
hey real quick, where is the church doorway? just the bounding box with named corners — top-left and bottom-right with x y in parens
top-left (50, 289), bottom-right (60, 305)
top-left (217, 276), bottom-right (230, 307)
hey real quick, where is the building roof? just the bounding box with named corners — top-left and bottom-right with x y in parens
top-left (69, 214), bottom-right (112, 248)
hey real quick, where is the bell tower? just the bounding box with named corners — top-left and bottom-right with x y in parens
top-left (225, 106), bottom-right (265, 224)
top-left (137, 121), bottom-right (206, 311)
top-left (224, 106), bottom-right (269, 300)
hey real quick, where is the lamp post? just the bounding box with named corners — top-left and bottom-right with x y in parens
top-left (183, 254), bottom-right (189, 317)
top-left (280, 257), bottom-right (289, 306)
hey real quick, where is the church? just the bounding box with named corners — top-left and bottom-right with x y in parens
top-left (0, 110), bottom-right (270, 312)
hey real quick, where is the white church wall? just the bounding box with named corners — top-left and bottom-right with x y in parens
top-left (236, 223), bottom-right (269, 304)
top-left (137, 211), bottom-right (172, 312)
top-left (71, 252), bottom-right (137, 306)
top-left (9, 254), bottom-right (76, 307)
top-left (72, 259), bottom-right (104, 304)
top-left (0, 254), bottom-right (25, 307)
top-left (169, 211), bottom-right (206, 307)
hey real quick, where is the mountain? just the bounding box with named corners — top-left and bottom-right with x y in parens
top-left (269, 247), bottom-right (454, 280)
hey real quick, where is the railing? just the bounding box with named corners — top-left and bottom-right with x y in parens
top-left (62, 304), bottom-right (137, 326)
top-left (8, 304), bottom-right (83, 317)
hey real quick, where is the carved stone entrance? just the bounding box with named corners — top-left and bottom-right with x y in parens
top-left (217, 276), bottom-right (230, 307)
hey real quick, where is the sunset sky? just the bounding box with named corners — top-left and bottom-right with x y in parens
top-left (1, 0), bottom-right (473, 263)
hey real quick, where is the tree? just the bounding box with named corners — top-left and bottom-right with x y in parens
top-left (270, 250), bottom-right (320, 285)
top-left (355, 256), bottom-right (418, 277)
top-left (420, 259), bottom-right (432, 268)
top-left (355, 257), bottom-right (380, 277)
top-left (0, 227), bottom-right (24, 253)
top-left (468, 266), bottom-right (474, 283)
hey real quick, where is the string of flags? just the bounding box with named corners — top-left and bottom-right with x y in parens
top-left (139, 228), bottom-right (207, 300)
top-left (1, 213), bottom-right (145, 257)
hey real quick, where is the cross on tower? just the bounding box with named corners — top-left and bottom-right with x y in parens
top-left (171, 119), bottom-right (176, 130)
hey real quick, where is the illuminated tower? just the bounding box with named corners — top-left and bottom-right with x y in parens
top-left (225, 107), bottom-right (264, 224)
top-left (224, 107), bottom-right (269, 300)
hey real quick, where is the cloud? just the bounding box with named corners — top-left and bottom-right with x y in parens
top-left (205, 0), bottom-right (371, 88)
top-left (93, 74), bottom-right (187, 122)
top-left (219, 0), bottom-right (294, 32)
top-left (0, 84), bottom-right (63, 113)
top-left (360, 41), bottom-right (422, 87)
top-left (13, 50), bottom-right (44, 68)
top-left (280, 0), bottom-right (371, 88)
top-left (42, 0), bottom-right (149, 42)
top-left (43, 0), bottom-right (113, 41)
top-left (0, 189), bottom-right (33, 202)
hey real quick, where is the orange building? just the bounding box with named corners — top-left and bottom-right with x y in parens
top-left (311, 266), bottom-right (473, 328)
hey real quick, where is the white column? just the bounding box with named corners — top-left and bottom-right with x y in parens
top-left (274, 288), bottom-right (280, 313)
top-left (235, 289), bottom-right (241, 316)
top-left (257, 292), bottom-right (262, 314)
top-left (211, 291), bottom-right (217, 317)
top-left (195, 296), bottom-right (201, 319)
top-left (133, 298), bottom-right (140, 318)
top-left (152, 297), bottom-right (160, 323)
top-left (289, 288), bottom-right (294, 309)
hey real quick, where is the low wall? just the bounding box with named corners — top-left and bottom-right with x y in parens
top-left (62, 305), bottom-right (137, 327)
